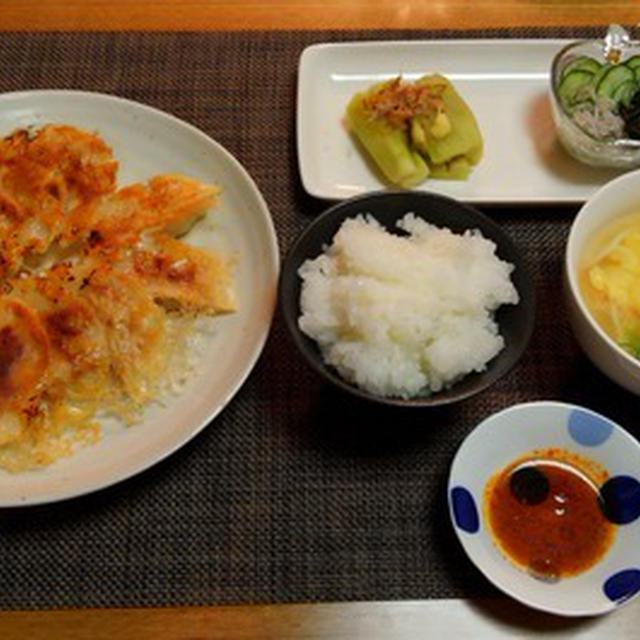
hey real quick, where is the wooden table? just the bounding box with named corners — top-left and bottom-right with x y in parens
top-left (2, 2), bottom-right (640, 638)
top-left (1, 0), bottom-right (639, 31)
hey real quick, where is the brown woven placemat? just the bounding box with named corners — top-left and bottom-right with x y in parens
top-left (2, 26), bottom-right (639, 610)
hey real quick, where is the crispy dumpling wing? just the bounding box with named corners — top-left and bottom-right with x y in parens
top-left (0, 124), bottom-right (119, 274)
top-left (8, 265), bottom-right (111, 398)
top-left (0, 296), bottom-right (51, 448)
top-left (66, 173), bottom-right (219, 246)
top-left (123, 233), bottom-right (236, 313)
top-left (0, 296), bottom-right (50, 402)
top-left (78, 264), bottom-right (168, 404)
top-left (0, 123), bottom-right (235, 471)
top-left (0, 124), bottom-right (118, 207)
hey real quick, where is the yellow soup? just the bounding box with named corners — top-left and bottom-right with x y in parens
top-left (580, 212), bottom-right (640, 357)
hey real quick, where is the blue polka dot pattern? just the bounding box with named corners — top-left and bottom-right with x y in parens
top-left (604, 569), bottom-right (640, 604)
top-left (450, 486), bottom-right (479, 533)
top-left (600, 475), bottom-right (640, 524)
top-left (568, 408), bottom-right (614, 446)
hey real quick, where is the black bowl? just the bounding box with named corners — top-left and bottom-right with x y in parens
top-left (280, 190), bottom-right (535, 407)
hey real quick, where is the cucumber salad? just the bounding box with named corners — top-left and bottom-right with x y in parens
top-left (557, 53), bottom-right (640, 141)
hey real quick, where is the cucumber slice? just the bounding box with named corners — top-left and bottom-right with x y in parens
top-left (558, 69), bottom-right (594, 106)
top-left (625, 54), bottom-right (640, 70)
top-left (596, 64), bottom-right (635, 98)
top-left (590, 63), bottom-right (613, 90)
top-left (612, 79), bottom-right (637, 107)
top-left (562, 55), bottom-right (602, 77)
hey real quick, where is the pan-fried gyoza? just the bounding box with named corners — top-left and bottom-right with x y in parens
top-left (0, 124), bottom-right (236, 471)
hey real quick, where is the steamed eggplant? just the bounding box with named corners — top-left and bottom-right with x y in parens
top-left (344, 74), bottom-right (483, 186)
top-left (346, 83), bottom-right (429, 187)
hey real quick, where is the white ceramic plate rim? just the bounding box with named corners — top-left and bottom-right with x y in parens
top-left (297, 39), bottom-right (625, 204)
top-left (0, 89), bottom-right (279, 507)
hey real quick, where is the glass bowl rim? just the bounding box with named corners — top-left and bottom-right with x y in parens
top-left (550, 39), bottom-right (640, 151)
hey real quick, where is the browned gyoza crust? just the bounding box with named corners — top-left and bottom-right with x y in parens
top-left (0, 124), bottom-right (236, 471)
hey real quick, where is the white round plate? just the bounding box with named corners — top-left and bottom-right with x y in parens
top-left (0, 90), bottom-right (279, 506)
top-left (448, 401), bottom-right (640, 616)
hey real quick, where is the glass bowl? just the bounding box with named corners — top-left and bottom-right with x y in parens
top-left (550, 37), bottom-right (640, 168)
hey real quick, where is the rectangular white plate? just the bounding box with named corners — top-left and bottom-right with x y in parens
top-left (297, 40), bottom-right (625, 204)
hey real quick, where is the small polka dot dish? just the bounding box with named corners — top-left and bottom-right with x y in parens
top-left (448, 401), bottom-right (640, 616)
